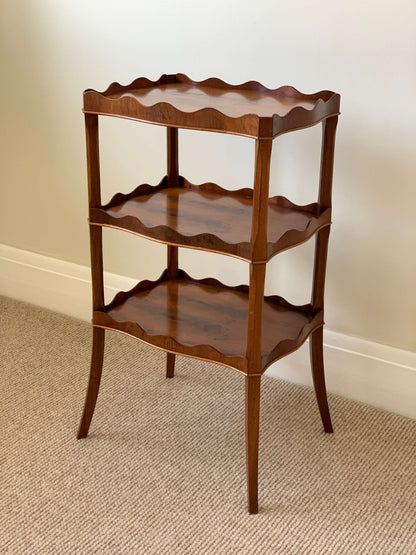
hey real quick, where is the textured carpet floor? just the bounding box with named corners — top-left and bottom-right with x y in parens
top-left (0, 295), bottom-right (415, 554)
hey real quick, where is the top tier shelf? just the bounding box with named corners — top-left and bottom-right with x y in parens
top-left (83, 74), bottom-right (340, 138)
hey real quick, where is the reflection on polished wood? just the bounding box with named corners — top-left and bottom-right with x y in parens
top-left (90, 177), bottom-right (330, 262)
top-left (107, 82), bottom-right (320, 118)
top-left (93, 270), bottom-right (323, 375)
top-left (78, 74), bottom-right (340, 515)
top-left (83, 74), bottom-right (340, 138)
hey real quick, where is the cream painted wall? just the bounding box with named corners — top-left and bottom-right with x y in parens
top-left (1, 0), bottom-right (415, 351)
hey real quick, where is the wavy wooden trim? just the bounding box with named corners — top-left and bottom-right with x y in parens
top-left (268, 208), bottom-right (331, 259)
top-left (262, 316), bottom-right (323, 370)
top-left (83, 73), bottom-right (340, 138)
top-left (172, 271), bottom-right (317, 316)
top-left (101, 176), bottom-right (254, 210)
top-left (87, 74), bottom-right (336, 104)
top-left (103, 176), bottom-right (319, 213)
top-left (94, 269), bottom-right (247, 371)
top-left (83, 95), bottom-right (261, 137)
top-left (93, 324), bottom-right (259, 376)
top-left (272, 96), bottom-right (340, 136)
top-left (89, 214), bottom-right (250, 258)
top-left (85, 74), bottom-right (178, 96)
top-left (180, 177), bottom-right (254, 199)
top-left (103, 268), bottom-right (169, 310)
top-left (261, 320), bottom-right (324, 373)
top-left (90, 177), bottom-right (331, 261)
top-left (93, 270), bottom-right (320, 373)
top-left (101, 176), bottom-right (169, 209)
top-left (94, 314), bottom-right (248, 372)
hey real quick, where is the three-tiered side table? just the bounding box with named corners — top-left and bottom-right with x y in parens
top-left (77, 74), bottom-right (340, 514)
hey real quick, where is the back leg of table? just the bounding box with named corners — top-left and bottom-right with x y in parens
top-left (309, 326), bottom-right (333, 433)
top-left (166, 353), bottom-right (175, 378)
top-left (77, 326), bottom-right (105, 439)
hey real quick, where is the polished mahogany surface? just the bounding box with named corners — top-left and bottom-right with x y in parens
top-left (90, 177), bottom-right (330, 261)
top-left (83, 74), bottom-right (340, 138)
top-left (79, 77), bottom-right (339, 514)
top-left (93, 270), bottom-right (322, 373)
top-left (108, 82), bottom-right (318, 119)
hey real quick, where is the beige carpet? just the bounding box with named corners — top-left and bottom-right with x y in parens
top-left (1, 295), bottom-right (415, 554)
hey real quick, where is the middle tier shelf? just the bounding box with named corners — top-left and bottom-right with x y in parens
top-left (90, 177), bottom-right (331, 262)
top-left (93, 270), bottom-right (323, 374)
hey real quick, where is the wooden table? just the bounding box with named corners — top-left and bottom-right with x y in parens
top-left (77, 74), bottom-right (340, 514)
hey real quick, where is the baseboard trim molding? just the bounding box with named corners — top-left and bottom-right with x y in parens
top-left (1, 244), bottom-right (415, 419)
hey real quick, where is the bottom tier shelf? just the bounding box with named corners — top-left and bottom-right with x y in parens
top-left (93, 270), bottom-right (323, 374)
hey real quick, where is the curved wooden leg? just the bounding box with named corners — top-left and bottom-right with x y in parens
top-left (77, 327), bottom-right (105, 439)
top-left (245, 375), bottom-right (261, 514)
top-left (166, 352), bottom-right (175, 378)
top-left (309, 327), bottom-right (333, 433)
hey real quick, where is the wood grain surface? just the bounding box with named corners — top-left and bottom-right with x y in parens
top-left (93, 270), bottom-right (323, 374)
top-left (83, 74), bottom-right (340, 138)
top-left (90, 177), bottom-right (331, 262)
top-left (80, 76), bottom-right (340, 514)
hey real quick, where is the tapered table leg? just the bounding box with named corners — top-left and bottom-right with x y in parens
top-left (245, 375), bottom-right (261, 514)
top-left (77, 326), bottom-right (105, 439)
top-left (166, 352), bottom-right (175, 379)
top-left (78, 113), bottom-right (105, 439)
top-left (308, 116), bottom-right (338, 432)
top-left (309, 327), bottom-right (333, 433)
top-left (244, 137), bottom-right (272, 514)
top-left (166, 126), bottom-right (179, 378)
top-left (166, 244), bottom-right (178, 378)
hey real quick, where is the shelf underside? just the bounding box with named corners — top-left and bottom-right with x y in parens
top-left (83, 74), bottom-right (340, 137)
top-left (93, 270), bottom-right (323, 374)
top-left (90, 177), bottom-right (330, 261)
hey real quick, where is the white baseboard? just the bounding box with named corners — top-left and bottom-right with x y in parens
top-left (0, 244), bottom-right (136, 321)
top-left (1, 243), bottom-right (415, 420)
